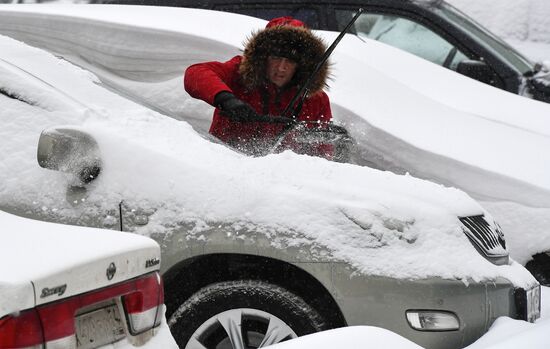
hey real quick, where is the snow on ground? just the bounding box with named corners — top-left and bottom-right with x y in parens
top-left (0, 4), bottom-right (547, 266)
top-left (267, 326), bottom-right (423, 349)
top-left (461, 285), bottom-right (550, 349)
top-left (103, 307), bottom-right (178, 349)
top-left (464, 317), bottom-right (549, 349)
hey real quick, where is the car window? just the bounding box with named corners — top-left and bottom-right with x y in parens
top-left (336, 10), bottom-right (468, 70)
top-left (214, 5), bottom-right (320, 29)
top-left (435, 2), bottom-right (533, 74)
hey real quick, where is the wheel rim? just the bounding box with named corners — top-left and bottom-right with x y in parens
top-left (185, 308), bottom-right (298, 349)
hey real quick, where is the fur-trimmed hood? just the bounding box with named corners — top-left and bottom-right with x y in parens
top-left (239, 21), bottom-right (329, 94)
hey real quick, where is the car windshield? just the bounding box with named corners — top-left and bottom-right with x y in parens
top-left (434, 2), bottom-right (534, 75)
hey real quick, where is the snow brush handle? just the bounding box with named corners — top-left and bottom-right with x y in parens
top-left (282, 7), bottom-right (365, 119)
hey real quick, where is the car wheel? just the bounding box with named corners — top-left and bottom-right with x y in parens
top-left (526, 252), bottom-right (550, 286)
top-left (168, 280), bottom-right (328, 348)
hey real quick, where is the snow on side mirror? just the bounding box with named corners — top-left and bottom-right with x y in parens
top-left (37, 127), bottom-right (101, 185)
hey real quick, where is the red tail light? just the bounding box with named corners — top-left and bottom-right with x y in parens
top-left (0, 309), bottom-right (43, 348)
top-left (0, 272), bottom-right (163, 349)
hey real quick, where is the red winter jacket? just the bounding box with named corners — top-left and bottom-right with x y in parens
top-left (184, 56), bottom-right (332, 149)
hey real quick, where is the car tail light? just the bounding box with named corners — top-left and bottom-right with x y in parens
top-left (0, 309), bottom-right (43, 348)
top-left (0, 272), bottom-right (163, 349)
top-left (123, 273), bottom-right (164, 334)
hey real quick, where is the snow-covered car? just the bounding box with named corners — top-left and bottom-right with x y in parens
top-left (94, 0), bottom-right (550, 103)
top-left (0, 211), bottom-right (178, 349)
top-left (0, 4), bottom-right (547, 285)
top-left (0, 14), bottom-right (542, 349)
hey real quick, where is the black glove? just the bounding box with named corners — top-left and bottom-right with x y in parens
top-left (214, 91), bottom-right (259, 122)
top-left (268, 115), bottom-right (295, 124)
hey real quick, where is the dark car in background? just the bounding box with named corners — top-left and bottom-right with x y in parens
top-left (95, 0), bottom-right (550, 103)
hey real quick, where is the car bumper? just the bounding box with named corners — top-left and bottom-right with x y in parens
top-left (105, 312), bottom-right (178, 349)
top-left (330, 263), bottom-right (537, 349)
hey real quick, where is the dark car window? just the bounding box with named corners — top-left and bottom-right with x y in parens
top-left (435, 2), bottom-right (533, 75)
top-left (213, 5), bottom-right (320, 29)
top-left (336, 10), bottom-right (468, 70)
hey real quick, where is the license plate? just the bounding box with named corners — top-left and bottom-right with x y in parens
top-left (525, 284), bottom-right (541, 323)
top-left (75, 305), bottom-right (126, 349)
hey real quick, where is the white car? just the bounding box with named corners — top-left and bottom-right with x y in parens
top-left (0, 211), bottom-right (178, 349)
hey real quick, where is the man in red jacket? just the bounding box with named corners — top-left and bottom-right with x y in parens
top-left (184, 16), bottom-right (332, 156)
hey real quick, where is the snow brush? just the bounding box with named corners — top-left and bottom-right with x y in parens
top-left (282, 8), bottom-right (365, 120)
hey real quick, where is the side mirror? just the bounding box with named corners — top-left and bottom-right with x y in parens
top-left (37, 127), bottom-right (101, 185)
top-left (456, 59), bottom-right (499, 86)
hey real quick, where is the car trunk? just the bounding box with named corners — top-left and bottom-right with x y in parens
top-left (0, 211), bottom-right (160, 315)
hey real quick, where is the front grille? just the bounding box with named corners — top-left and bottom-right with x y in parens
top-left (459, 215), bottom-right (508, 261)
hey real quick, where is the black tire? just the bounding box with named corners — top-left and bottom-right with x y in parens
top-left (526, 252), bottom-right (550, 286)
top-left (168, 280), bottom-right (329, 349)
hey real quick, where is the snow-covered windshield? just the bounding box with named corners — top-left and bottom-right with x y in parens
top-left (436, 2), bottom-right (534, 74)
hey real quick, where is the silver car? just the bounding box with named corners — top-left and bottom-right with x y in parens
top-left (0, 9), bottom-right (541, 349)
top-left (26, 125), bottom-right (542, 349)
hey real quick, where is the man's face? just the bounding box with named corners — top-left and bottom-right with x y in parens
top-left (266, 56), bottom-right (297, 88)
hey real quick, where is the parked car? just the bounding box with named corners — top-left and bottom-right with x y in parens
top-left (0, 210), bottom-right (177, 349)
top-left (0, 12), bottom-right (541, 349)
top-left (94, 0), bottom-right (550, 103)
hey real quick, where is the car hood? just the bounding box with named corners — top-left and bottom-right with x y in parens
top-left (0, 211), bottom-right (160, 318)
top-left (84, 123), bottom-right (530, 285)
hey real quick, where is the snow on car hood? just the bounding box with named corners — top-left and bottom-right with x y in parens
top-left (0, 32), bottom-right (535, 287)
top-left (0, 211), bottom-right (160, 317)
top-left (0, 4), bottom-right (547, 205)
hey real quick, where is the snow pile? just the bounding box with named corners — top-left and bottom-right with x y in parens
top-left (464, 317), bottom-right (550, 349)
top-left (0, 32), bottom-right (537, 286)
top-left (464, 286), bottom-right (550, 349)
top-left (267, 326), bottom-right (423, 349)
